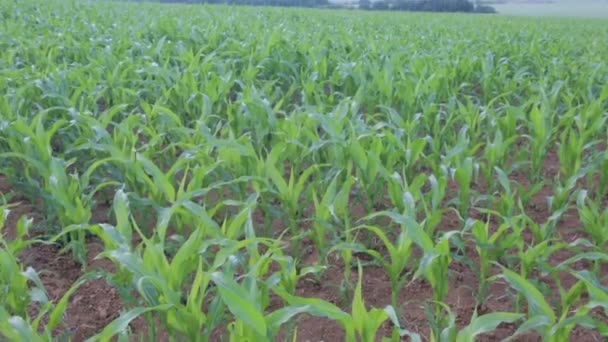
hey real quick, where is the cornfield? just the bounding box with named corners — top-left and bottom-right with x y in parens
top-left (1, 0), bottom-right (607, 341)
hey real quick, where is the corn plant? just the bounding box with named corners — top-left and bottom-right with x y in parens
top-left (480, 129), bottom-right (517, 192)
top-left (0, 209), bottom-right (89, 341)
top-left (263, 143), bottom-right (321, 257)
top-left (557, 127), bottom-right (585, 182)
top-left (490, 167), bottom-right (543, 220)
top-left (310, 168), bottom-right (355, 262)
top-left (79, 189), bottom-right (236, 340)
top-left (450, 156), bottom-right (478, 219)
top-left (456, 311), bottom-right (523, 342)
top-left (576, 190), bottom-right (608, 250)
top-left (365, 211), bottom-right (455, 335)
top-left (274, 262), bottom-right (421, 342)
top-left (350, 224), bottom-right (413, 309)
top-left (348, 129), bottom-right (387, 214)
top-left (493, 267), bottom-right (606, 341)
top-left (1, 209), bottom-right (33, 319)
top-left (213, 269), bottom-right (327, 341)
top-left (524, 104), bottom-right (553, 182)
top-left (423, 302), bottom-right (524, 342)
top-left (468, 217), bottom-right (520, 306)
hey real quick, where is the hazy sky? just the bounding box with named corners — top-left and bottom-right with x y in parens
top-left (492, 0), bottom-right (608, 18)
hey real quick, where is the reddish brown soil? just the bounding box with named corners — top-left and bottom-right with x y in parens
top-left (1, 149), bottom-right (606, 342)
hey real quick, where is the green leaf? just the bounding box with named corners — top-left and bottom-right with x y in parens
top-left (169, 228), bottom-right (204, 288)
top-left (7, 316), bottom-right (40, 342)
top-left (505, 315), bottom-right (551, 341)
top-left (363, 211), bottom-right (433, 251)
top-left (497, 268), bottom-right (556, 323)
top-left (47, 277), bottom-right (90, 330)
top-left (112, 189), bottom-right (132, 244)
top-left (456, 312), bottom-right (523, 342)
top-left (85, 305), bottom-right (171, 342)
top-left (265, 306), bottom-right (311, 334)
top-left (352, 262), bottom-right (367, 336)
top-left (273, 287), bottom-right (350, 323)
top-left (22, 267), bottom-right (49, 305)
top-left (383, 305), bottom-right (421, 342)
top-left (210, 272), bottom-right (268, 338)
top-left (349, 136), bottom-right (368, 173)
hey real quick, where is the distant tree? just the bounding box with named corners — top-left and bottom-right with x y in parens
top-left (359, 0), bottom-right (371, 9)
top-left (387, 0), bottom-right (478, 12)
top-left (157, 0), bottom-right (492, 12)
top-left (372, 0), bottom-right (390, 10)
top-left (475, 3), bottom-right (496, 13)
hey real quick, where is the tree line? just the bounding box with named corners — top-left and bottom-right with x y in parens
top-left (360, 0), bottom-right (496, 13)
top-left (159, 0), bottom-right (496, 13)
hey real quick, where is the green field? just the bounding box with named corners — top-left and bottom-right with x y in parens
top-left (1, 0), bottom-right (608, 341)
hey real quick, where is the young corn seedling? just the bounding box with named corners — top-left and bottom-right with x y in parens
top-left (266, 254), bottom-right (326, 296)
top-left (517, 240), bottom-right (567, 295)
top-left (576, 190), bottom-right (608, 251)
top-left (481, 130), bottom-right (517, 192)
top-left (77, 113), bottom-right (192, 209)
top-left (263, 143), bottom-right (320, 258)
top-left (555, 251), bottom-right (608, 316)
top-left (347, 129), bottom-right (386, 214)
top-left (89, 225), bottom-right (217, 340)
top-left (490, 167), bottom-right (519, 219)
top-left (423, 301), bottom-right (457, 342)
top-left (311, 169), bottom-right (355, 262)
top-left (376, 114), bottom-right (427, 182)
top-left (424, 301), bottom-right (525, 342)
top-left (468, 218), bottom-right (520, 307)
top-left (84, 190), bottom-right (265, 340)
top-left (456, 97), bottom-right (485, 137)
top-left (557, 127), bottom-right (586, 182)
top-left (456, 311), bottom-right (524, 342)
top-left (199, 214), bottom-right (319, 341)
top-left (0, 271), bottom-right (91, 342)
top-left (491, 167), bottom-right (544, 220)
top-left (416, 232), bottom-right (456, 339)
top-left (451, 156), bottom-right (478, 220)
top-left (1, 209), bottom-right (34, 318)
top-left (368, 211), bottom-right (454, 334)
top-left (539, 172), bottom-right (586, 240)
top-left (493, 266), bottom-right (604, 341)
top-left (424, 174), bottom-right (449, 236)
top-left (596, 148), bottom-right (608, 200)
top-left (0, 209), bottom-right (90, 341)
top-left (211, 264), bottom-right (293, 341)
top-left (351, 223), bottom-right (413, 310)
top-left (274, 262), bottom-right (421, 342)
top-left (212, 238), bottom-right (326, 342)
top-left (0, 111), bottom-right (66, 203)
top-left (1, 115), bottom-right (119, 264)
top-left (326, 227), bottom-right (360, 304)
top-left (524, 104), bottom-right (553, 182)
top-left (386, 171), bottom-right (426, 217)
top-left (570, 269), bottom-right (608, 320)
top-left (310, 102), bottom-right (351, 168)
top-left (386, 171), bottom-right (446, 237)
